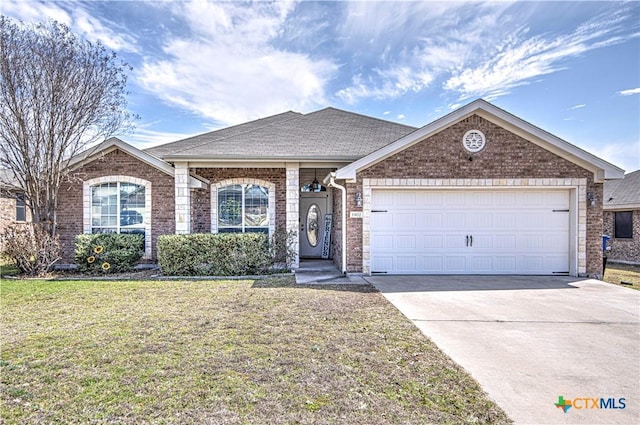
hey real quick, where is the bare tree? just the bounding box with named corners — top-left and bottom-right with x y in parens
top-left (0, 16), bottom-right (134, 236)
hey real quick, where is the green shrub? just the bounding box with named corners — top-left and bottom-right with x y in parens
top-left (75, 233), bottom-right (144, 273)
top-left (157, 233), bottom-right (272, 276)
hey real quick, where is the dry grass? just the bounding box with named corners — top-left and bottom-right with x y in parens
top-left (603, 262), bottom-right (640, 290)
top-left (0, 277), bottom-right (510, 424)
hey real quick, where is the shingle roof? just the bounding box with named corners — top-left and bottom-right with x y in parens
top-left (604, 169), bottom-right (640, 209)
top-left (144, 108), bottom-right (417, 161)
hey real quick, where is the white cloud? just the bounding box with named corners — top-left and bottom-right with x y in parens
top-left (397, 114), bottom-right (405, 120)
top-left (444, 8), bottom-right (637, 100)
top-left (568, 104), bottom-right (586, 110)
top-left (334, 2), bottom-right (638, 104)
top-left (126, 128), bottom-right (195, 151)
top-left (336, 68), bottom-right (434, 104)
top-left (2, 0), bottom-right (138, 52)
top-left (138, 0), bottom-right (337, 125)
top-left (582, 140), bottom-right (640, 173)
top-left (618, 88), bottom-right (640, 96)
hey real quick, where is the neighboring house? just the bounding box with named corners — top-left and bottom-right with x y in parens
top-left (604, 170), bottom-right (640, 264)
top-left (55, 99), bottom-right (623, 277)
top-left (0, 170), bottom-right (30, 231)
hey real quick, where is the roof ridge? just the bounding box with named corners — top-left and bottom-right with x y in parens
top-left (145, 111), bottom-right (303, 156)
top-left (307, 106), bottom-right (418, 130)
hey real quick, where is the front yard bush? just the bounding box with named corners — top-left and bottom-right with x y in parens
top-left (75, 233), bottom-right (144, 273)
top-left (1, 223), bottom-right (61, 276)
top-left (157, 233), bottom-right (272, 276)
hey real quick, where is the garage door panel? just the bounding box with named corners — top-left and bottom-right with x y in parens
top-left (494, 235), bottom-right (517, 249)
top-left (394, 213), bottom-right (416, 229)
top-left (471, 256), bottom-right (494, 272)
top-left (395, 234), bottom-right (416, 249)
top-left (370, 189), bottom-right (571, 275)
top-left (372, 233), bottom-right (394, 250)
top-left (445, 256), bottom-right (467, 272)
top-left (422, 235), bottom-right (444, 249)
top-left (423, 256), bottom-right (443, 272)
top-left (443, 213), bottom-right (466, 228)
top-left (418, 213), bottom-right (443, 229)
top-left (495, 256), bottom-right (517, 272)
top-left (468, 212), bottom-right (493, 227)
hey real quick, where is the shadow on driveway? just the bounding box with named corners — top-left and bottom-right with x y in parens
top-left (365, 274), bottom-right (583, 292)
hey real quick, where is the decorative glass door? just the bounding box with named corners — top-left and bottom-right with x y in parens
top-left (299, 195), bottom-right (327, 258)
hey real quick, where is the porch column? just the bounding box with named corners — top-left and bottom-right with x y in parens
top-left (174, 162), bottom-right (191, 234)
top-left (286, 163), bottom-right (300, 269)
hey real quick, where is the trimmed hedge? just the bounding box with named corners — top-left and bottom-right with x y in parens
top-left (75, 233), bottom-right (144, 273)
top-left (157, 233), bottom-right (271, 276)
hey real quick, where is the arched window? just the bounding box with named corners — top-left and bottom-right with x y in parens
top-left (218, 183), bottom-right (269, 233)
top-left (84, 176), bottom-right (152, 259)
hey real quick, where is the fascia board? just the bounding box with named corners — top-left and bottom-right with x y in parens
top-left (69, 138), bottom-right (175, 178)
top-left (68, 138), bottom-right (212, 189)
top-left (604, 203), bottom-right (640, 211)
top-left (335, 99), bottom-right (625, 182)
top-left (473, 107), bottom-right (625, 182)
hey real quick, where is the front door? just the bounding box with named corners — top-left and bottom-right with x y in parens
top-left (299, 194), bottom-right (328, 258)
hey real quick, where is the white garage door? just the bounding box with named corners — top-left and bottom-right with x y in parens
top-left (370, 189), bottom-right (570, 275)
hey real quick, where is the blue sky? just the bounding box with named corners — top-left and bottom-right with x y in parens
top-left (4, 0), bottom-right (640, 172)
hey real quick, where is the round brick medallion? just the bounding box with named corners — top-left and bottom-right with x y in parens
top-left (462, 130), bottom-right (486, 153)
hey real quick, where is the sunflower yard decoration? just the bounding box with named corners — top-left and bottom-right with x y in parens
top-left (74, 234), bottom-right (144, 274)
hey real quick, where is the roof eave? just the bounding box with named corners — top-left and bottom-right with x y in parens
top-left (335, 99), bottom-right (626, 182)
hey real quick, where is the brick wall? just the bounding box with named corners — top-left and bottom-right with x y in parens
top-left (194, 168), bottom-right (287, 232)
top-left (57, 149), bottom-right (175, 261)
top-left (344, 114), bottom-right (602, 275)
top-left (603, 210), bottom-right (640, 263)
top-left (0, 193), bottom-right (17, 232)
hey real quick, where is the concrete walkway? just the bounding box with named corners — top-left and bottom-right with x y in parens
top-left (368, 275), bottom-right (640, 425)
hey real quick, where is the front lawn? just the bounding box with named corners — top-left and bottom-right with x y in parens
top-left (0, 277), bottom-right (510, 424)
top-left (603, 262), bottom-right (640, 290)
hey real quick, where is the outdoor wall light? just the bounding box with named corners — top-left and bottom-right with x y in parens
top-left (355, 192), bottom-right (363, 208)
top-left (587, 192), bottom-right (597, 207)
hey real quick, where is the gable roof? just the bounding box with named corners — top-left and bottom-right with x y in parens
top-left (334, 99), bottom-right (625, 182)
top-left (145, 107), bottom-right (417, 162)
top-left (604, 169), bottom-right (640, 210)
top-left (69, 137), bottom-right (206, 188)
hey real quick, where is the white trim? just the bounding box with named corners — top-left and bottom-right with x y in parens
top-left (69, 138), bottom-right (206, 189)
top-left (336, 99), bottom-right (624, 182)
top-left (286, 163), bottom-right (300, 269)
top-left (83, 175), bottom-right (152, 260)
top-left (210, 178), bottom-right (276, 236)
top-left (361, 177), bottom-right (588, 276)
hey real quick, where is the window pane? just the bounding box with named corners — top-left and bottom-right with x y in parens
top-left (91, 182), bottom-right (146, 238)
top-left (120, 183), bottom-right (145, 229)
top-left (244, 184), bottom-right (268, 227)
top-left (218, 227), bottom-right (243, 233)
top-left (92, 183), bottom-right (118, 231)
top-left (614, 211), bottom-right (633, 238)
top-left (218, 185), bottom-right (243, 227)
top-left (15, 192), bottom-right (26, 221)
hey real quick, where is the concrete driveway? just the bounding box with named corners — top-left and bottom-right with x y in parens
top-left (367, 276), bottom-right (640, 425)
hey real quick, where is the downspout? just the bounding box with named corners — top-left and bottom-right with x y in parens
top-left (326, 172), bottom-right (347, 274)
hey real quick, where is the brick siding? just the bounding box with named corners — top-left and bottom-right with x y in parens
top-left (57, 149), bottom-right (175, 261)
top-left (603, 210), bottom-right (640, 263)
top-left (342, 114), bottom-right (603, 275)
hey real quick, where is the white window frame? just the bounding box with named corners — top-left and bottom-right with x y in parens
top-left (211, 178), bottom-right (275, 236)
top-left (83, 176), bottom-right (152, 259)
